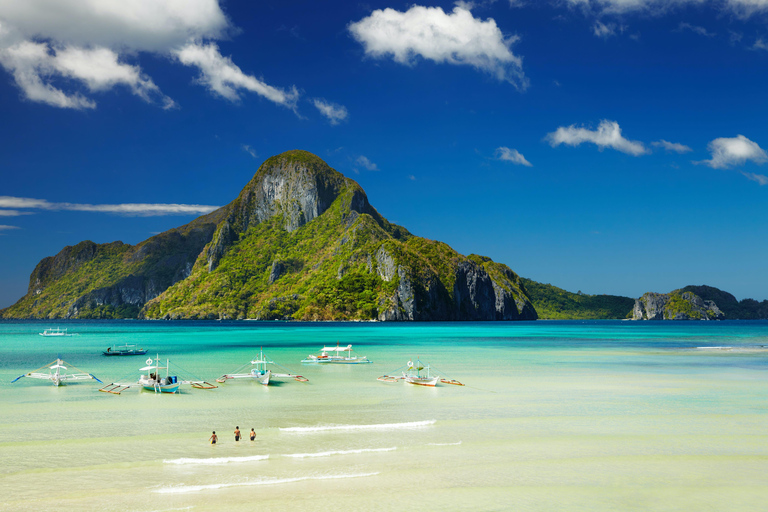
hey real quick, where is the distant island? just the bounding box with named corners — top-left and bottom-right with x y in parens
top-left (2, 150), bottom-right (766, 322)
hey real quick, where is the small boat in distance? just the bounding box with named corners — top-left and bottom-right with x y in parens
top-left (103, 344), bottom-right (147, 356)
top-left (12, 358), bottom-right (102, 386)
top-left (378, 358), bottom-right (464, 387)
top-left (301, 343), bottom-right (372, 364)
top-left (39, 327), bottom-right (73, 337)
top-left (217, 348), bottom-right (308, 385)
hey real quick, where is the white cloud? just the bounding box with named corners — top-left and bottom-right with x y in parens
top-left (677, 22), bottom-right (715, 37)
top-left (0, 1), bottom-right (298, 111)
top-left (0, 196), bottom-right (219, 216)
top-left (652, 140), bottom-right (693, 153)
top-left (545, 119), bottom-right (649, 156)
top-left (495, 146), bottom-right (532, 166)
top-left (0, 41), bottom-right (174, 109)
top-left (348, 4), bottom-right (527, 89)
top-left (174, 42), bottom-right (299, 108)
top-left (355, 156), bottom-right (379, 171)
top-left (593, 20), bottom-right (618, 38)
top-left (565, 0), bottom-right (768, 17)
top-left (241, 144), bottom-right (258, 158)
top-left (0, 224), bottom-right (20, 231)
top-left (312, 98), bottom-right (348, 125)
top-left (753, 38), bottom-right (768, 50)
top-left (697, 134), bottom-right (768, 169)
top-left (0, 0), bottom-right (229, 52)
top-left (742, 172), bottom-right (768, 185)
top-left (0, 209), bottom-right (27, 216)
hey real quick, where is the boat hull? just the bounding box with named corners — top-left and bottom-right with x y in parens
top-left (141, 383), bottom-right (180, 393)
top-left (404, 376), bottom-right (439, 387)
top-left (103, 350), bottom-right (148, 356)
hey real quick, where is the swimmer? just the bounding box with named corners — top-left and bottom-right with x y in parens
top-left (209, 431), bottom-right (217, 444)
top-left (250, 428), bottom-right (256, 441)
top-left (234, 426), bottom-right (241, 441)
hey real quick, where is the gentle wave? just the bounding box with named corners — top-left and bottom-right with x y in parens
top-left (427, 441), bottom-right (462, 446)
top-left (154, 472), bottom-right (380, 494)
top-left (163, 455), bottom-right (269, 465)
top-left (280, 420), bottom-right (435, 433)
top-left (283, 447), bottom-right (396, 458)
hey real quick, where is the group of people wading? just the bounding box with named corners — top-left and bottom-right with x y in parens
top-left (209, 426), bottom-right (256, 444)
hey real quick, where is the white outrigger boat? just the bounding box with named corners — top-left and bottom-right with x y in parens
top-left (217, 348), bottom-right (308, 386)
top-left (99, 355), bottom-right (217, 394)
top-left (301, 343), bottom-right (372, 364)
top-left (12, 358), bottom-right (102, 386)
top-left (378, 358), bottom-right (464, 387)
top-left (39, 327), bottom-right (73, 337)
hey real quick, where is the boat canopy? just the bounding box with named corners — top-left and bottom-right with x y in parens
top-left (139, 365), bottom-right (167, 371)
top-left (321, 345), bottom-right (353, 352)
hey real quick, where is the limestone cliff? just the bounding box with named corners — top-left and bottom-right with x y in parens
top-left (632, 290), bottom-right (725, 320)
top-left (2, 150), bottom-right (536, 321)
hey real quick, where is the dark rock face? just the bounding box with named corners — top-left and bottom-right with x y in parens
top-left (374, 248), bottom-right (536, 322)
top-left (269, 260), bottom-right (285, 284)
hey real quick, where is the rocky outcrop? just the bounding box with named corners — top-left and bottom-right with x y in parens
top-left (4, 150), bottom-right (537, 322)
top-left (632, 290), bottom-right (725, 320)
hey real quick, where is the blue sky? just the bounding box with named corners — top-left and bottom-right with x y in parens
top-left (2, 0), bottom-right (768, 308)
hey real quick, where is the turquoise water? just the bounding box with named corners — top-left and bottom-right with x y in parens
top-left (1, 320), bottom-right (767, 511)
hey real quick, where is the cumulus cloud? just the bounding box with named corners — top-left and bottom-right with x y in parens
top-left (652, 140), bottom-right (693, 153)
top-left (355, 156), bottom-right (379, 171)
top-left (545, 119), bottom-right (649, 156)
top-left (0, 41), bottom-right (174, 109)
top-left (495, 146), bottom-right (532, 166)
top-left (0, 196), bottom-right (220, 216)
top-left (174, 43), bottom-right (298, 108)
top-left (312, 98), bottom-right (348, 125)
top-left (348, 4), bottom-right (527, 89)
top-left (697, 134), bottom-right (768, 169)
top-left (0, 1), bottom-right (297, 110)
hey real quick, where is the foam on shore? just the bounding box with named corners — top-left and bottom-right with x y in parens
top-left (164, 455), bottom-right (269, 465)
top-left (280, 420), bottom-right (435, 433)
top-left (282, 447), bottom-right (396, 458)
top-left (154, 472), bottom-right (380, 494)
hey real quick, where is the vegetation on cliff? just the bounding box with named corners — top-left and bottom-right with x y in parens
top-left (520, 279), bottom-right (635, 319)
top-left (2, 150), bottom-right (536, 321)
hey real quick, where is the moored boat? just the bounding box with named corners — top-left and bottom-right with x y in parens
top-left (403, 359), bottom-right (439, 387)
top-left (301, 343), bottom-right (372, 364)
top-left (103, 344), bottom-right (148, 356)
top-left (217, 348), bottom-right (307, 385)
top-left (99, 355), bottom-right (217, 395)
top-left (39, 327), bottom-right (73, 337)
top-left (12, 358), bottom-right (102, 386)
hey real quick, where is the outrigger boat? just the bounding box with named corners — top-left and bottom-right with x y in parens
top-left (39, 327), bottom-right (73, 337)
top-left (217, 348), bottom-right (308, 385)
top-left (378, 358), bottom-right (464, 387)
top-left (99, 355), bottom-right (217, 394)
top-left (301, 343), bottom-right (372, 364)
top-left (103, 344), bottom-right (147, 356)
top-left (12, 358), bottom-right (102, 386)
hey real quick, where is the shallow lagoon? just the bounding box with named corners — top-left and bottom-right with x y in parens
top-left (1, 320), bottom-right (767, 511)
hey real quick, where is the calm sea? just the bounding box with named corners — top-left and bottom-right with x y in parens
top-left (1, 320), bottom-right (767, 511)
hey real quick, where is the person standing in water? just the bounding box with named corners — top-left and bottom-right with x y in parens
top-left (234, 426), bottom-right (241, 441)
top-left (250, 428), bottom-right (256, 441)
top-left (209, 431), bottom-right (217, 444)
